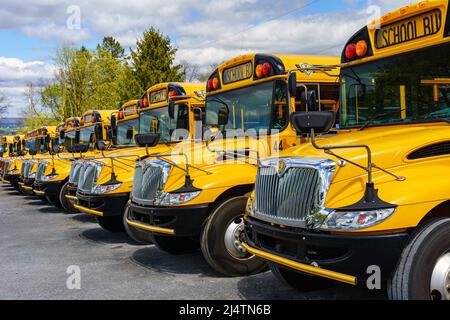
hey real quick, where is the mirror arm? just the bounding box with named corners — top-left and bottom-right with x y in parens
top-left (310, 129), bottom-right (373, 183)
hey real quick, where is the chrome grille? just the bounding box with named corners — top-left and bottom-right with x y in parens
top-left (253, 157), bottom-right (335, 228)
top-left (35, 162), bottom-right (48, 182)
top-left (22, 161), bottom-right (34, 179)
top-left (131, 160), bottom-right (171, 205)
top-left (78, 162), bottom-right (102, 193)
top-left (69, 161), bottom-right (82, 184)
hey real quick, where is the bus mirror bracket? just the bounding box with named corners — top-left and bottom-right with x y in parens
top-left (288, 72), bottom-right (297, 97)
top-left (290, 110), bottom-right (401, 211)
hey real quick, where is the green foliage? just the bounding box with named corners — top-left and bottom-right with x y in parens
top-left (28, 30), bottom-right (186, 131)
top-left (130, 28), bottom-right (185, 92)
top-left (98, 36), bottom-right (125, 60)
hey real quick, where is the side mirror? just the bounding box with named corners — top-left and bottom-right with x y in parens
top-left (94, 123), bottom-right (103, 142)
top-left (126, 127), bottom-right (134, 140)
top-left (168, 100), bottom-right (175, 119)
top-left (290, 111), bottom-right (336, 134)
top-left (218, 106), bottom-right (229, 126)
top-left (301, 90), bottom-right (318, 111)
top-left (44, 134), bottom-right (51, 146)
top-left (111, 115), bottom-right (117, 137)
top-left (60, 130), bottom-right (65, 140)
top-left (96, 140), bottom-right (107, 151)
top-left (29, 149), bottom-right (38, 156)
top-left (288, 73), bottom-right (297, 97)
top-left (135, 133), bottom-right (160, 148)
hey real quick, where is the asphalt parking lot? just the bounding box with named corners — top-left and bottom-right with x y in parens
top-left (0, 185), bottom-right (386, 300)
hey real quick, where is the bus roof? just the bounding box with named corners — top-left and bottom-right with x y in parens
top-left (342, 0), bottom-right (449, 65)
top-left (207, 53), bottom-right (340, 95)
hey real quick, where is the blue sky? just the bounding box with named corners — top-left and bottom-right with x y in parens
top-left (0, 0), bottom-right (413, 117)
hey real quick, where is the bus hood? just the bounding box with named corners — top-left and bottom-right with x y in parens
top-left (283, 123), bottom-right (450, 185)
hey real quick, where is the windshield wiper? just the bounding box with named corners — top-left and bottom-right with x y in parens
top-left (359, 109), bottom-right (406, 131)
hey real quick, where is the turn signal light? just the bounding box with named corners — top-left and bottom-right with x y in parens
top-left (255, 64), bottom-right (263, 78)
top-left (80, 119), bottom-right (84, 125)
top-left (356, 40), bottom-right (368, 57)
top-left (345, 43), bottom-right (356, 60)
top-left (262, 62), bottom-right (271, 76)
top-left (168, 91), bottom-right (177, 99)
top-left (212, 77), bottom-right (219, 89)
top-left (207, 79), bottom-right (213, 90)
top-left (142, 97), bottom-right (148, 107)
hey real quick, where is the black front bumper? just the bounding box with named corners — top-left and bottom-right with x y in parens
top-left (76, 191), bottom-right (129, 217)
top-left (245, 217), bottom-right (409, 282)
top-left (20, 178), bottom-right (36, 195)
top-left (67, 183), bottom-right (77, 197)
top-left (128, 201), bottom-right (210, 237)
top-left (4, 173), bottom-right (20, 186)
top-left (33, 180), bottom-right (61, 196)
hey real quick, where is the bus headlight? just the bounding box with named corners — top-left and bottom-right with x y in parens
top-left (154, 191), bottom-right (200, 206)
top-left (321, 208), bottom-right (395, 230)
top-left (41, 174), bottom-right (59, 182)
top-left (92, 183), bottom-right (122, 194)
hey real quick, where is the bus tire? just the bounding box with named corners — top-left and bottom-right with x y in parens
top-left (200, 196), bottom-right (267, 277)
top-left (46, 195), bottom-right (62, 208)
top-left (388, 218), bottom-right (450, 300)
top-left (59, 181), bottom-right (78, 214)
top-left (151, 234), bottom-right (199, 255)
top-left (269, 263), bottom-right (335, 291)
top-left (97, 216), bottom-right (125, 233)
top-left (123, 202), bottom-right (146, 244)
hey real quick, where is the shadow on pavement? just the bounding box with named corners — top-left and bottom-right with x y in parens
top-left (130, 246), bottom-right (220, 277)
top-left (38, 206), bottom-right (64, 213)
top-left (71, 213), bottom-right (97, 224)
top-left (80, 227), bottom-right (142, 246)
top-left (237, 272), bottom-right (387, 300)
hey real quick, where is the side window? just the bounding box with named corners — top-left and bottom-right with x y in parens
top-left (271, 80), bottom-right (288, 130)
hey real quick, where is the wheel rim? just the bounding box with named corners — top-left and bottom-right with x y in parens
top-left (224, 215), bottom-right (250, 259)
top-left (430, 252), bottom-right (450, 300)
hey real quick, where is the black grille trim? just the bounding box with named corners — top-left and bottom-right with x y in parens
top-left (408, 141), bottom-right (450, 160)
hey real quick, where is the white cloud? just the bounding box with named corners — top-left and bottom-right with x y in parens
top-left (0, 0), bottom-right (421, 116)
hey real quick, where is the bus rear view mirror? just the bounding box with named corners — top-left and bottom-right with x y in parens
top-left (60, 130), bottom-right (65, 140)
top-left (135, 133), bottom-right (160, 148)
top-left (126, 127), bottom-right (134, 140)
top-left (94, 123), bottom-right (103, 142)
top-left (218, 106), bottom-right (229, 126)
top-left (288, 73), bottom-right (297, 97)
top-left (290, 111), bottom-right (336, 134)
top-left (96, 140), bottom-right (107, 151)
top-left (168, 100), bottom-right (175, 119)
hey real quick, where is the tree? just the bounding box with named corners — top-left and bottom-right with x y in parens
top-left (130, 28), bottom-right (185, 92)
top-left (98, 36), bottom-right (125, 60)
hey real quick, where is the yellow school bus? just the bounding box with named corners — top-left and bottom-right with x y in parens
top-left (71, 83), bottom-right (205, 238)
top-left (125, 53), bottom-right (340, 276)
top-left (17, 127), bottom-right (58, 195)
top-left (32, 110), bottom-right (115, 209)
top-left (0, 135), bottom-right (25, 189)
top-left (244, 0), bottom-right (450, 300)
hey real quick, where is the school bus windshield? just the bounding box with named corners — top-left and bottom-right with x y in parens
top-left (205, 80), bottom-right (288, 137)
top-left (139, 104), bottom-right (189, 143)
top-left (79, 126), bottom-right (95, 145)
top-left (117, 118), bottom-right (139, 146)
top-left (340, 43), bottom-right (450, 128)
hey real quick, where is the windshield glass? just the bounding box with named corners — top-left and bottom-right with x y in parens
top-left (63, 130), bottom-right (78, 149)
top-left (25, 138), bottom-right (47, 153)
top-left (79, 126), bottom-right (95, 145)
top-left (117, 118), bottom-right (139, 146)
top-left (340, 43), bottom-right (450, 128)
top-left (139, 104), bottom-right (190, 143)
top-left (205, 80), bottom-right (288, 137)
